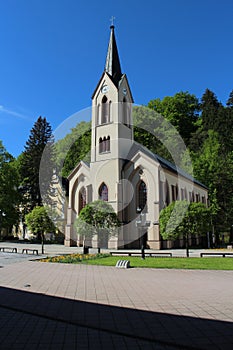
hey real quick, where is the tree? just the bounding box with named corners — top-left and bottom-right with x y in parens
top-left (0, 141), bottom-right (20, 235)
top-left (191, 130), bottom-right (233, 233)
top-left (133, 105), bottom-right (191, 170)
top-left (61, 129), bottom-right (91, 177)
top-left (159, 201), bottom-right (210, 257)
top-left (25, 206), bottom-right (56, 253)
top-left (20, 116), bottom-right (54, 211)
top-left (200, 88), bottom-right (221, 132)
top-left (55, 121), bottom-right (91, 177)
top-left (148, 91), bottom-right (199, 145)
top-left (74, 200), bottom-right (120, 249)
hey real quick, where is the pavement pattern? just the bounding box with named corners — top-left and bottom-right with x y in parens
top-left (0, 243), bottom-right (233, 349)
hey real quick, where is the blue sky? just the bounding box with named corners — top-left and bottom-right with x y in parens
top-left (0, 0), bottom-right (233, 157)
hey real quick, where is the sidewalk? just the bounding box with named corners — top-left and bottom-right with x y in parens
top-left (0, 248), bottom-right (233, 349)
top-left (0, 241), bottom-right (229, 258)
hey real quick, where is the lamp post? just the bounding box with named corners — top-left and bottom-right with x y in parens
top-left (230, 225), bottom-right (233, 245)
top-left (0, 209), bottom-right (6, 238)
top-left (136, 208), bottom-right (150, 259)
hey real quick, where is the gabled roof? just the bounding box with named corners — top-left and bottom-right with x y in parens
top-left (67, 160), bottom-right (90, 181)
top-left (118, 73), bottom-right (134, 103)
top-left (125, 141), bottom-right (208, 190)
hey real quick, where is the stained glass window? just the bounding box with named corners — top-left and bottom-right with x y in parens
top-left (99, 183), bottom-right (108, 201)
top-left (79, 187), bottom-right (86, 212)
top-left (138, 180), bottom-right (147, 211)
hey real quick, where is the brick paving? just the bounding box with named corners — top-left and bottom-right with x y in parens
top-left (0, 250), bottom-right (233, 349)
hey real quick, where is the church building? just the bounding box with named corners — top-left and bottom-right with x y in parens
top-left (64, 25), bottom-right (208, 249)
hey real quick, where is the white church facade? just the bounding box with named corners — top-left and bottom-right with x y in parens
top-left (64, 25), bottom-right (208, 249)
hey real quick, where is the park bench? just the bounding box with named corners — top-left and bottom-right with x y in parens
top-left (22, 248), bottom-right (39, 255)
top-left (200, 252), bottom-right (233, 258)
top-left (0, 247), bottom-right (17, 253)
top-left (110, 251), bottom-right (172, 257)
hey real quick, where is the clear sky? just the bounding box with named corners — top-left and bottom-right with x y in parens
top-left (0, 0), bottom-right (233, 157)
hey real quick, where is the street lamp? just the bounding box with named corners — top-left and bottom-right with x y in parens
top-left (0, 209), bottom-right (6, 238)
top-left (136, 208), bottom-right (150, 259)
top-left (230, 225), bottom-right (233, 245)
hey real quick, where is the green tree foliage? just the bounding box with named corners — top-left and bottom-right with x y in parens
top-left (148, 91), bottom-right (199, 145)
top-left (200, 88), bottom-right (221, 131)
top-left (189, 89), bottom-right (233, 153)
top-left (20, 117), bottom-right (54, 211)
top-left (133, 106), bottom-right (172, 161)
top-left (133, 105), bottom-right (190, 167)
top-left (159, 201), bottom-right (210, 256)
top-left (75, 200), bottom-right (120, 247)
top-left (226, 90), bottom-right (233, 107)
top-left (55, 121), bottom-right (91, 177)
top-left (0, 141), bottom-right (20, 233)
top-left (25, 206), bottom-right (56, 253)
top-left (192, 130), bottom-right (233, 232)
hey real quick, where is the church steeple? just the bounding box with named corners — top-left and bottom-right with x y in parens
top-left (104, 25), bottom-right (122, 86)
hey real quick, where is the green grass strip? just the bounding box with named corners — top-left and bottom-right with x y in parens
top-left (40, 254), bottom-right (233, 270)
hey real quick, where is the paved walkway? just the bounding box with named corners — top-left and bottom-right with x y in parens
top-left (0, 241), bottom-right (226, 259)
top-left (0, 243), bottom-right (233, 349)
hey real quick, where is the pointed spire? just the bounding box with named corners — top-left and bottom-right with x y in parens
top-left (105, 25), bottom-right (122, 85)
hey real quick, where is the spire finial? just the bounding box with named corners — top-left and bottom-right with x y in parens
top-left (110, 16), bottom-right (115, 27)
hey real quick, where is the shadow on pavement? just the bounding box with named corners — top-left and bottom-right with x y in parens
top-left (0, 286), bottom-right (232, 350)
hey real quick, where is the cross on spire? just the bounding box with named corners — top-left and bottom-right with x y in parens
top-left (110, 16), bottom-right (115, 27)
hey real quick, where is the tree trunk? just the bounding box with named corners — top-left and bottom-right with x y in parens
top-left (41, 233), bottom-right (44, 254)
top-left (185, 233), bottom-right (189, 257)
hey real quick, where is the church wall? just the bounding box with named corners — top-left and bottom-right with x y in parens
top-left (162, 169), bottom-right (208, 205)
top-left (122, 153), bottom-right (161, 248)
top-left (65, 164), bottom-right (91, 246)
top-left (90, 159), bottom-right (120, 212)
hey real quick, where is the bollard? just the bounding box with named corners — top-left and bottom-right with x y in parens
top-left (115, 260), bottom-right (130, 268)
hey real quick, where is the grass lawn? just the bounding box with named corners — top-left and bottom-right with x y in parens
top-left (40, 254), bottom-right (233, 270)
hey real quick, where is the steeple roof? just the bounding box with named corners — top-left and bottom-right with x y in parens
top-left (104, 25), bottom-right (122, 86)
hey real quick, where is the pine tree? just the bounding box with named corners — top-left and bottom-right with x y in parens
top-left (200, 88), bottom-right (221, 131)
top-left (20, 117), bottom-right (54, 210)
top-left (226, 90), bottom-right (233, 107)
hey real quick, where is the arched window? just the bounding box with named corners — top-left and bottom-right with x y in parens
top-left (165, 180), bottom-right (170, 205)
top-left (106, 136), bottom-right (110, 151)
top-left (99, 183), bottom-right (108, 201)
top-left (103, 137), bottom-right (107, 152)
top-left (79, 187), bottom-right (86, 213)
top-left (97, 104), bottom-right (100, 125)
top-left (99, 137), bottom-right (103, 153)
top-left (123, 97), bottom-right (127, 125)
top-left (99, 136), bottom-right (110, 153)
top-left (108, 101), bottom-right (112, 123)
top-left (137, 180), bottom-right (147, 211)
top-left (101, 96), bottom-right (110, 124)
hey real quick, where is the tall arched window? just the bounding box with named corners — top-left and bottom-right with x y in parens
top-left (103, 137), bottom-right (107, 152)
top-left (106, 136), bottom-right (110, 151)
top-left (99, 137), bottom-right (103, 153)
top-left (101, 96), bottom-right (110, 124)
top-left (79, 187), bottom-right (86, 213)
top-left (123, 97), bottom-right (127, 125)
top-left (165, 180), bottom-right (170, 206)
top-left (108, 101), bottom-right (112, 123)
top-left (99, 183), bottom-right (108, 201)
top-left (137, 180), bottom-right (147, 211)
top-left (97, 104), bottom-right (100, 125)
